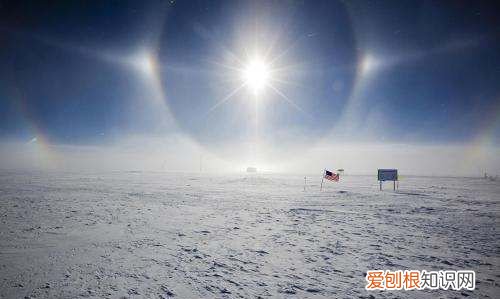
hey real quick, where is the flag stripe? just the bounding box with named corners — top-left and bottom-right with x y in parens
top-left (324, 170), bottom-right (339, 182)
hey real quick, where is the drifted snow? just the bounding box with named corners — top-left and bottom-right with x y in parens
top-left (0, 172), bottom-right (498, 298)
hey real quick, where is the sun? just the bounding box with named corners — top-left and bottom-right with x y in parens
top-left (207, 51), bottom-right (304, 115)
top-left (242, 58), bottom-right (270, 95)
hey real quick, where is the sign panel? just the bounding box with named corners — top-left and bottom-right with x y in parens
top-left (378, 169), bottom-right (398, 181)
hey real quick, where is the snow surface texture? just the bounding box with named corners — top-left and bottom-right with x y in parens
top-left (0, 172), bottom-right (498, 298)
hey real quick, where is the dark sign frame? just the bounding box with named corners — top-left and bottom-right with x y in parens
top-left (378, 169), bottom-right (398, 190)
top-left (378, 169), bottom-right (398, 181)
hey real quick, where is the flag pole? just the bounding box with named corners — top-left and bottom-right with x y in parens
top-left (320, 169), bottom-right (325, 191)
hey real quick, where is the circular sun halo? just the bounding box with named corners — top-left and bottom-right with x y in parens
top-left (242, 59), bottom-right (270, 95)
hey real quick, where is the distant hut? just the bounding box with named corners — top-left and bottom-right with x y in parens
top-left (246, 167), bottom-right (257, 173)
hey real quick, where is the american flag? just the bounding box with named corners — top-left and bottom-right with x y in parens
top-left (324, 170), bottom-right (339, 182)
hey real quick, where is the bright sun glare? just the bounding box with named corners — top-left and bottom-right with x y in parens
top-left (208, 52), bottom-right (303, 114)
top-left (242, 59), bottom-right (270, 94)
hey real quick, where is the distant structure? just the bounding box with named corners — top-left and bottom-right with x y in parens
top-left (246, 167), bottom-right (257, 173)
top-left (484, 173), bottom-right (498, 181)
top-left (378, 169), bottom-right (398, 191)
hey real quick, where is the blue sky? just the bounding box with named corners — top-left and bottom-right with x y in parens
top-left (0, 0), bottom-right (499, 151)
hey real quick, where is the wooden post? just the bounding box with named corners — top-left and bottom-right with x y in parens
top-left (393, 180), bottom-right (396, 191)
top-left (379, 181), bottom-right (382, 191)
